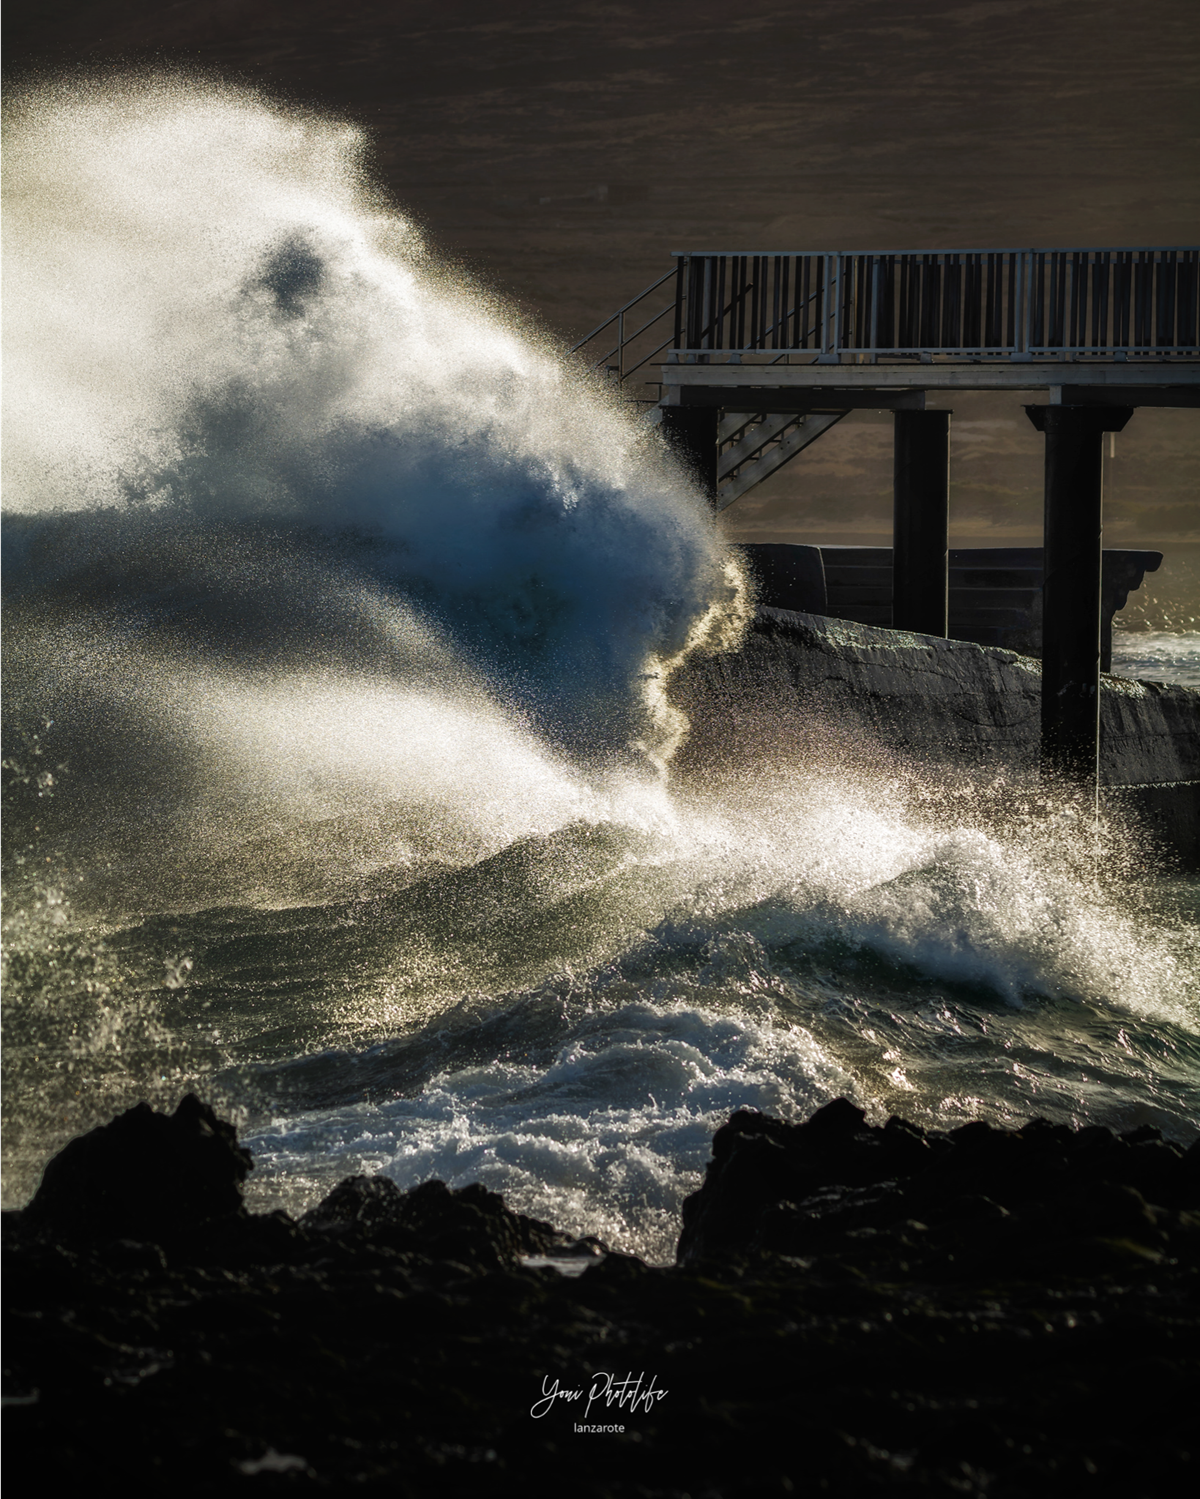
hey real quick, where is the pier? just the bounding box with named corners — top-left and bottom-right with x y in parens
top-left (575, 247), bottom-right (1200, 790)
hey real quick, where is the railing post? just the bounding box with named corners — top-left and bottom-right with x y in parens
top-left (869, 255), bottom-right (880, 355)
top-left (1025, 404), bottom-right (1135, 789)
top-left (818, 253), bottom-right (837, 362)
top-left (834, 255), bottom-right (843, 353)
top-left (1021, 252), bottom-right (1029, 351)
top-left (1012, 250), bottom-right (1031, 359)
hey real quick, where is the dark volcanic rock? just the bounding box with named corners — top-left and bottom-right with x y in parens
top-left (678, 1097), bottom-right (1199, 1271)
top-left (301, 1173), bottom-right (569, 1270)
top-left (5, 1097), bottom-right (1198, 1498)
top-left (22, 1093), bottom-right (252, 1244)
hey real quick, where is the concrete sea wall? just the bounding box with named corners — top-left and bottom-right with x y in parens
top-left (670, 608), bottom-right (1200, 864)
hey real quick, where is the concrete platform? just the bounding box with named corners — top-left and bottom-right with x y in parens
top-left (668, 608), bottom-right (1200, 867)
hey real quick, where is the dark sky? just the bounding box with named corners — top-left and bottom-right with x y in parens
top-left (7, 1), bottom-right (1200, 603)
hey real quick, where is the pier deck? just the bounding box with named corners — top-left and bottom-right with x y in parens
top-left (575, 246), bottom-right (1200, 792)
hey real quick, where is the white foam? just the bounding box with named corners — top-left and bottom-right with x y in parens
top-left (5, 76), bottom-right (1197, 1236)
top-left (244, 999), bottom-right (855, 1263)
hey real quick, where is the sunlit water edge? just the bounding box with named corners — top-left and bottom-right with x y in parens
top-left (6, 812), bottom-right (1198, 1263)
top-left (1111, 629), bottom-right (1200, 689)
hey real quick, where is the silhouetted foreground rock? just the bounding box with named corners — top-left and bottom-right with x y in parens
top-left (299, 1173), bottom-right (592, 1271)
top-left (5, 1098), bottom-right (1198, 1498)
top-left (679, 1097), bottom-right (1200, 1272)
top-left (22, 1094), bottom-right (252, 1244)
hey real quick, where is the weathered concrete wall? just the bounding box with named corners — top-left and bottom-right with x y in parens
top-left (669, 608), bottom-right (1200, 861)
top-left (1100, 673), bottom-right (1200, 787)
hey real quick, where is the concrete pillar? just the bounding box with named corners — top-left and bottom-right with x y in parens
top-left (660, 406), bottom-right (720, 503)
top-left (893, 409), bottom-right (950, 635)
top-left (1024, 404), bottom-right (1134, 785)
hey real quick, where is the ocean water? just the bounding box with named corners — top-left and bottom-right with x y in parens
top-left (4, 77), bottom-right (1198, 1264)
top-left (1111, 630), bottom-right (1200, 689)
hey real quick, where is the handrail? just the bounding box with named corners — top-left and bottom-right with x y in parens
top-left (572, 247), bottom-right (1200, 392)
top-left (570, 267), bottom-right (678, 354)
top-left (620, 332), bottom-right (676, 383)
top-left (673, 248), bottom-right (1200, 359)
top-left (671, 245), bottom-right (1200, 258)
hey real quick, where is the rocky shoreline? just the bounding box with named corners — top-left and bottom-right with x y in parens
top-left (5, 1096), bottom-right (1197, 1497)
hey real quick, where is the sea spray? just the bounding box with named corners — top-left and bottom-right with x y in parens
top-left (3, 73), bottom-right (748, 825)
top-left (3, 75), bottom-right (1198, 1255)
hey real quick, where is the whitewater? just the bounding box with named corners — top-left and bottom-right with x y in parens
top-left (3, 76), bottom-right (1197, 1264)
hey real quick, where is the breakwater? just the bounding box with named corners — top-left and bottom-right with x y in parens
top-left (670, 607), bottom-right (1200, 865)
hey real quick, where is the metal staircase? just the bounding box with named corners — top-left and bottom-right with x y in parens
top-left (714, 410), bottom-right (845, 509)
top-left (572, 273), bottom-right (849, 506)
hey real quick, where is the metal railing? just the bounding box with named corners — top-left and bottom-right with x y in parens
top-left (674, 248), bottom-right (1200, 359)
top-left (570, 266), bottom-right (679, 388)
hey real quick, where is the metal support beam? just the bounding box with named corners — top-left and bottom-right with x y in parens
top-left (662, 363), bottom-right (1200, 396)
top-left (1025, 404), bottom-right (1135, 786)
top-left (893, 410), bottom-right (951, 636)
top-left (659, 406), bottom-right (720, 502)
